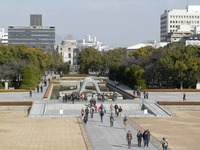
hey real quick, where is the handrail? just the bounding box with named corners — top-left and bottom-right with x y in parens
top-left (142, 100), bottom-right (158, 116)
top-left (29, 114), bottom-right (80, 118)
top-left (155, 102), bottom-right (173, 116)
top-left (128, 118), bottom-right (171, 150)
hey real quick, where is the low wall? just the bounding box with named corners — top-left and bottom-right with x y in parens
top-left (157, 101), bottom-right (200, 105)
top-left (0, 101), bottom-right (32, 106)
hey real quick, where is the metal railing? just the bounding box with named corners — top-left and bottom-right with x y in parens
top-left (142, 100), bottom-right (158, 116)
top-left (155, 101), bottom-right (173, 117)
top-left (29, 113), bottom-right (80, 118)
top-left (128, 118), bottom-right (171, 150)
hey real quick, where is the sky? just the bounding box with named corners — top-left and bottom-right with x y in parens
top-left (1, 0), bottom-right (200, 48)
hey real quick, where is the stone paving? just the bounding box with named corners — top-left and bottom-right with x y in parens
top-left (84, 112), bottom-right (159, 150)
top-left (0, 78), bottom-right (200, 150)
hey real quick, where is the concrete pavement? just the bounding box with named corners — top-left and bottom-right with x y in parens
top-left (84, 112), bottom-right (159, 150)
top-left (1, 78), bottom-right (200, 150)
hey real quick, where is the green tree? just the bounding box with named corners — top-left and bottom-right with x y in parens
top-left (78, 47), bottom-right (102, 74)
top-left (159, 45), bottom-right (200, 88)
top-left (0, 44), bottom-right (65, 89)
top-left (20, 64), bottom-right (39, 89)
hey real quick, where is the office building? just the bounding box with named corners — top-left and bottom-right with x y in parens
top-left (8, 14), bottom-right (55, 51)
top-left (160, 5), bottom-right (200, 42)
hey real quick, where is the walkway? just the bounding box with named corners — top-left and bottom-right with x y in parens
top-left (1, 77), bottom-right (200, 150)
top-left (84, 111), bottom-right (159, 150)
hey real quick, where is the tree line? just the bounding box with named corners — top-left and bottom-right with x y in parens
top-left (1, 43), bottom-right (199, 90)
top-left (0, 45), bottom-right (69, 89)
top-left (78, 43), bottom-right (200, 89)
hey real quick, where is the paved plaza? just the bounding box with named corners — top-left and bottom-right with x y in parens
top-left (0, 81), bottom-right (200, 150)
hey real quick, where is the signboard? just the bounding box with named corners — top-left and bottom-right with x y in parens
top-left (59, 109), bottom-right (63, 115)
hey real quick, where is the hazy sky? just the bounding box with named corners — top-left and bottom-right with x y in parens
top-left (1, 0), bottom-right (200, 48)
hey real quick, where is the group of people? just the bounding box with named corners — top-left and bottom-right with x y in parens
top-left (81, 103), bottom-right (168, 150)
top-left (126, 129), bottom-right (151, 149)
top-left (127, 129), bottom-right (168, 150)
top-left (110, 103), bottom-right (123, 117)
top-left (62, 92), bottom-right (79, 103)
top-left (81, 103), bottom-right (106, 124)
top-left (29, 77), bottom-right (51, 97)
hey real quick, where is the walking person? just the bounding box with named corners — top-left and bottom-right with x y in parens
top-left (110, 114), bottom-right (114, 127)
top-left (161, 137), bottom-right (168, 150)
top-left (103, 106), bottom-right (107, 114)
top-left (100, 109), bottom-right (104, 122)
top-left (114, 104), bottom-right (118, 115)
top-left (85, 107), bottom-right (89, 116)
top-left (90, 107), bottom-right (94, 118)
top-left (40, 85), bottom-right (43, 92)
top-left (126, 130), bottom-right (132, 149)
top-left (37, 84), bottom-right (39, 93)
top-left (110, 104), bottom-right (114, 116)
top-left (83, 114), bottom-right (88, 124)
top-left (118, 106), bottom-right (123, 117)
top-left (137, 130), bottom-right (143, 147)
top-left (81, 108), bottom-right (85, 117)
top-left (29, 88), bottom-right (32, 97)
top-left (143, 129), bottom-right (150, 148)
top-left (183, 93), bottom-right (186, 101)
top-left (123, 116), bottom-right (128, 130)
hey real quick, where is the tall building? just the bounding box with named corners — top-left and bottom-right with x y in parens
top-left (30, 14), bottom-right (42, 26)
top-left (8, 14), bottom-right (55, 51)
top-left (160, 5), bottom-right (200, 42)
top-left (0, 28), bottom-right (8, 44)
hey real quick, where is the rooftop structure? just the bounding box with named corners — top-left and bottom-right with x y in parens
top-left (30, 14), bottom-right (42, 26)
top-left (127, 41), bottom-right (168, 50)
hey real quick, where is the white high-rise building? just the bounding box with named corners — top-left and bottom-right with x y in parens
top-left (0, 28), bottom-right (8, 44)
top-left (77, 34), bottom-right (109, 52)
top-left (160, 5), bottom-right (200, 42)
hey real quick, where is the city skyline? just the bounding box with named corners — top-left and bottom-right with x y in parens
top-left (1, 0), bottom-right (200, 48)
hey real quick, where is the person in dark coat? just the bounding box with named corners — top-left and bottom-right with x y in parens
top-left (29, 88), bottom-right (32, 97)
top-left (143, 129), bottom-right (150, 148)
top-left (90, 107), bottom-right (94, 118)
top-left (100, 109), bottom-right (104, 122)
top-left (83, 114), bottom-right (88, 124)
top-left (126, 130), bottom-right (132, 149)
top-left (114, 104), bottom-right (118, 115)
top-left (110, 114), bottom-right (114, 127)
top-left (137, 130), bottom-right (143, 147)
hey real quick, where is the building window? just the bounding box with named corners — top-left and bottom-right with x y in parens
top-left (69, 61), bottom-right (71, 65)
top-left (74, 52), bottom-right (76, 57)
top-left (68, 54), bottom-right (71, 58)
top-left (68, 47), bottom-right (71, 51)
